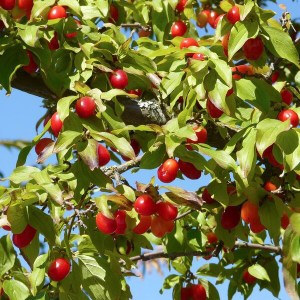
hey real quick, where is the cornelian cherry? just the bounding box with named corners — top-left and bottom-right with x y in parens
top-left (176, 0), bottom-right (187, 12)
top-left (151, 215), bottom-right (174, 238)
top-left (242, 269), bottom-right (256, 284)
top-left (110, 69), bottom-right (128, 89)
top-left (281, 89), bottom-right (293, 105)
top-left (180, 38), bottom-right (199, 57)
top-left (47, 5), bottom-right (67, 20)
top-left (109, 4), bottom-right (119, 23)
top-left (207, 99), bottom-right (223, 118)
top-left (35, 138), bottom-right (54, 155)
top-left (134, 194), bottom-right (157, 216)
top-left (186, 125), bottom-right (207, 149)
top-left (226, 6), bottom-right (240, 24)
top-left (48, 258), bottom-right (71, 281)
top-left (178, 160), bottom-right (202, 179)
top-left (157, 158), bottom-right (179, 183)
top-left (221, 206), bottom-right (241, 230)
top-left (23, 50), bottom-right (38, 74)
top-left (12, 224), bottom-right (36, 248)
top-left (156, 202), bottom-right (178, 221)
top-left (51, 112), bottom-right (63, 137)
top-left (278, 109), bottom-right (299, 128)
top-left (241, 201), bottom-right (259, 224)
top-left (243, 37), bottom-right (264, 61)
top-left (114, 210), bottom-right (127, 235)
top-left (171, 20), bottom-right (187, 37)
top-left (133, 215), bottom-right (152, 234)
top-left (97, 144), bottom-right (111, 167)
top-left (96, 212), bottom-right (117, 234)
top-left (75, 96), bottom-right (96, 118)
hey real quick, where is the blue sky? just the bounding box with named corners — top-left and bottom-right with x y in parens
top-left (0, 0), bottom-right (299, 298)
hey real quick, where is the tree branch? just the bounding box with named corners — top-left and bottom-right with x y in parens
top-left (130, 242), bottom-right (281, 262)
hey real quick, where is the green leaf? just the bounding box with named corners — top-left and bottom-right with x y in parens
top-left (290, 213), bottom-right (300, 236)
top-left (3, 279), bottom-right (30, 300)
top-left (161, 72), bottom-right (184, 99)
top-left (256, 118), bottom-right (291, 155)
top-left (262, 26), bottom-right (300, 68)
top-left (259, 200), bottom-right (280, 239)
top-left (0, 235), bottom-right (16, 277)
top-left (248, 264), bottom-right (270, 281)
top-left (57, 96), bottom-right (78, 121)
top-left (291, 235), bottom-right (300, 263)
top-left (77, 139), bottom-right (99, 171)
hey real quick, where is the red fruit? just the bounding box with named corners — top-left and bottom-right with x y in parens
top-left (281, 89), bottom-right (293, 105)
top-left (181, 286), bottom-right (193, 300)
top-left (128, 89), bottom-right (143, 97)
top-left (109, 4), bottom-right (119, 23)
top-left (197, 11), bottom-right (208, 28)
top-left (2, 225), bottom-right (11, 231)
top-left (23, 50), bottom-right (38, 74)
top-left (176, 0), bottom-right (187, 12)
top-left (271, 70), bottom-right (280, 83)
top-left (192, 53), bottom-right (205, 61)
top-left (51, 112), bottom-right (63, 137)
top-left (18, 0), bottom-right (32, 10)
top-left (227, 185), bottom-right (236, 195)
top-left (133, 215), bottom-right (152, 234)
top-left (207, 232), bottom-right (218, 244)
top-left (241, 201), bottom-right (259, 224)
top-left (186, 125), bottom-right (207, 149)
top-left (96, 212), bottom-right (117, 234)
top-left (48, 33), bottom-right (59, 50)
top-left (110, 69), bottom-right (128, 89)
top-left (75, 96), bottom-right (96, 118)
top-left (151, 215), bottom-right (174, 238)
top-left (12, 224), bottom-right (36, 248)
top-left (278, 109), bottom-right (299, 128)
top-left (178, 160), bottom-right (202, 179)
top-left (97, 144), bottom-right (111, 167)
top-left (207, 10), bottom-right (218, 28)
top-left (243, 37), bottom-right (264, 61)
top-left (226, 88), bottom-right (234, 97)
top-left (48, 258), bottom-right (71, 281)
top-left (191, 284), bottom-right (207, 300)
top-left (264, 181), bottom-right (277, 192)
top-left (121, 139), bottom-right (140, 161)
top-left (250, 216), bottom-right (265, 233)
top-left (180, 38), bottom-right (199, 57)
top-left (134, 194), bottom-right (157, 216)
top-left (221, 206), bottom-right (241, 230)
top-left (262, 145), bottom-right (283, 169)
top-left (157, 158), bottom-right (179, 183)
top-left (171, 20), bottom-right (187, 37)
top-left (242, 269), bottom-right (256, 284)
top-left (138, 29), bottom-right (151, 38)
top-left (0, 0), bottom-right (15, 10)
top-left (207, 99), bottom-right (223, 118)
top-left (35, 138), bottom-right (54, 155)
top-left (65, 19), bottom-right (81, 39)
top-left (156, 202), bottom-right (178, 221)
top-left (114, 210), bottom-right (127, 235)
top-left (202, 188), bottom-right (216, 204)
top-left (222, 33), bottom-right (230, 57)
top-left (281, 213), bottom-right (289, 229)
top-left (232, 65), bottom-right (254, 80)
top-left (213, 14), bottom-right (224, 29)
top-left (47, 5), bottom-right (67, 20)
top-left (226, 6), bottom-right (240, 24)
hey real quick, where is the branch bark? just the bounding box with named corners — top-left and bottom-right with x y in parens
top-left (130, 242), bottom-right (281, 262)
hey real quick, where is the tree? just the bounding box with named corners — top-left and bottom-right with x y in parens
top-left (0, 0), bottom-right (300, 299)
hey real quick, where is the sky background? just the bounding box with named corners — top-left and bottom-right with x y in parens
top-left (0, 0), bottom-right (299, 299)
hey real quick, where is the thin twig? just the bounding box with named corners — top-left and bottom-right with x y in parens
top-left (120, 22), bottom-right (149, 31)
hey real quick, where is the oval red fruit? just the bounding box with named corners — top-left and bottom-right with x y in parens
top-left (178, 160), bottom-right (202, 179)
top-left (243, 37), bottom-right (264, 61)
top-left (47, 5), bottom-right (67, 20)
top-left (157, 158), bottom-right (179, 183)
top-left (207, 99), bottom-right (223, 118)
top-left (48, 258), bottom-right (71, 281)
top-left (156, 202), bottom-right (178, 221)
top-left (281, 89), bottom-right (293, 105)
top-left (176, 0), bottom-right (187, 12)
top-left (134, 194), bottom-right (157, 216)
top-left (23, 50), bottom-right (38, 74)
top-left (278, 109), bottom-right (299, 128)
top-left (35, 138), bottom-right (54, 155)
top-left (110, 69), bottom-right (128, 89)
top-left (75, 96), bottom-right (96, 118)
top-left (221, 206), bottom-right (241, 230)
top-left (133, 215), bottom-right (152, 234)
top-left (96, 212), bottom-right (117, 234)
top-left (242, 269), bottom-right (256, 284)
top-left (51, 112), bottom-right (63, 137)
top-left (227, 6), bottom-right (240, 24)
top-left (97, 144), bottom-right (111, 167)
top-left (114, 210), bottom-right (127, 235)
top-left (171, 20), bottom-right (187, 37)
top-left (12, 224), bottom-right (36, 248)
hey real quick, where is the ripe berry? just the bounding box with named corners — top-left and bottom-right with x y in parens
top-left (35, 138), bottom-right (54, 155)
top-left (226, 6), bottom-right (240, 24)
top-left (221, 206), bottom-right (241, 230)
top-left (114, 210), bottom-right (127, 235)
top-left (206, 232), bottom-right (218, 244)
top-left (48, 258), bottom-right (71, 281)
top-left (262, 145), bottom-right (283, 169)
top-left (180, 38), bottom-right (199, 57)
top-left (271, 70), bottom-right (280, 83)
top-left (0, 0), bottom-right (15, 10)
top-left (197, 11), bottom-right (208, 28)
top-left (222, 33), bottom-right (230, 57)
top-left (192, 53), bottom-right (205, 60)
top-left (264, 181), bottom-right (277, 192)
top-left (110, 69), bottom-right (128, 89)
top-left (156, 202), bottom-right (178, 221)
top-left (278, 109), bottom-right (299, 128)
top-left (134, 194), bottom-right (157, 216)
top-left (186, 125), bottom-right (207, 150)
top-left (65, 19), bottom-right (81, 39)
top-left (97, 144), bottom-right (111, 167)
top-left (96, 212), bottom-right (117, 234)
top-left (213, 14), bottom-right (224, 29)
top-left (151, 215), bottom-right (174, 238)
top-left (242, 269), bottom-right (256, 284)
top-left (48, 33), bottom-right (59, 50)
top-left (232, 65), bottom-right (254, 80)
top-left (250, 216), bottom-right (265, 233)
top-left (51, 112), bottom-right (63, 137)
top-left (171, 20), bottom-right (187, 37)
top-left (12, 224), bottom-right (36, 248)
top-left (281, 89), bottom-right (293, 105)
top-left (23, 50), bottom-right (38, 74)
top-left (47, 5), bottom-right (67, 20)
top-left (207, 10), bottom-right (218, 28)
top-left (176, 0), bottom-right (187, 12)
top-left (207, 99), bottom-right (223, 118)
top-left (181, 286), bottom-right (193, 300)
top-left (128, 89), bottom-right (143, 97)
top-left (109, 4), bottom-right (119, 23)
top-left (18, 0), bottom-right (32, 11)
top-left (133, 215), bottom-right (152, 234)
top-left (191, 284), bottom-right (207, 300)
top-left (241, 201), bottom-right (259, 224)
top-left (2, 225), bottom-right (11, 231)
top-left (178, 160), bottom-right (202, 179)
top-left (281, 213), bottom-right (289, 229)
top-left (157, 158), bottom-right (179, 183)
top-left (243, 37), bottom-right (264, 61)
top-left (75, 96), bottom-right (96, 118)
top-left (202, 188), bottom-right (216, 204)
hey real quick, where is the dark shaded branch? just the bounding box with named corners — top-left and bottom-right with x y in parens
top-left (120, 22), bottom-right (149, 31)
top-left (130, 242), bottom-right (282, 262)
